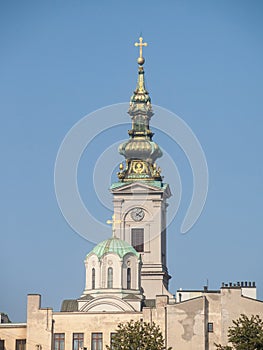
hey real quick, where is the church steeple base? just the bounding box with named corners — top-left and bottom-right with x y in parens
top-left (141, 266), bottom-right (173, 299)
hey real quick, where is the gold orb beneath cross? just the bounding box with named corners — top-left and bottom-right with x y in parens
top-left (137, 57), bottom-right (145, 65)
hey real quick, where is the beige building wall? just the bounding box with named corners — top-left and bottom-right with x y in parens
top-left (53, 311), bottom-right (142, 350)
top-left (145, 295), bottom-right (206, 350)
top-left (173, 286), bottom-right (263, 349)
top-left (1, 287), bottom-right (263, 350)
top-left (26, 295), bottom-right (53, 350)
top-left (218, 288), bottom-right (263, 346)
top-left (0, 324), bottom-right (26, 350)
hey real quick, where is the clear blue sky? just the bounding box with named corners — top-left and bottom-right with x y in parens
top-left (1, 1), bottom-right (263, 322)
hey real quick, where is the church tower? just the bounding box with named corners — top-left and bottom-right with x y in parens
top-left (110, 37), bottom-right (173, 299)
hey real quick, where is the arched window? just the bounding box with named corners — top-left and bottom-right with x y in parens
top-left (92, 268), bottom-right (95, 289)
top-left (107, 267), bottom-right (113, 288)
top-left (127, 268), bottom-right (131, 289)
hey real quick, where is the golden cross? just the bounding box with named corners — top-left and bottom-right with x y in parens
top-left (135, 36), bottom-right (148, 59)
top-left (106, 214), bottom-right (122, 236)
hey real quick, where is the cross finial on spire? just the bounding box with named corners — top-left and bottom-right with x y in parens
top-left (106, 214), bottom-right (122, 237)
top-left (135, 36), bottom-right (148, 65)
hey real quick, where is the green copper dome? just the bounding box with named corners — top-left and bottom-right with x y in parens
top-left (88, 237), bottom-right (139, 260)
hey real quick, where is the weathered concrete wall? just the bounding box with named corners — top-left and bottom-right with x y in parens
top-left (205, 292), bottom-right (221, 347)
top-left (26, 294), bottom-right (53, 350)
top-left (219, 288), bottom-right (263, 346)
top-left (167, 297), bottom-right (205, 350)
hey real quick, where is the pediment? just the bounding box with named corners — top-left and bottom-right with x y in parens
top-left (111, 181), bottom-right (171, 197)
top-left (78, 295), bottom-right (136, 312)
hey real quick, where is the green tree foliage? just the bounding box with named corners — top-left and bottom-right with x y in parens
top-left (215, 314), bottom-right (263, 350)
top-left (215, 345), bottom-right (232, 350)
top-left (106, 320), bottom-right (171, 350)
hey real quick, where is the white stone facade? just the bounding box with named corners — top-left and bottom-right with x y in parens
top-left (111, 181), bottom-right (173, 299)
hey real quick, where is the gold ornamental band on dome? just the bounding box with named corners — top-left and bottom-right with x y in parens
top-left (117, 159), bottom-right (162, 182)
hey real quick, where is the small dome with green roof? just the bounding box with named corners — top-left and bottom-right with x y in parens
top-left (88, 237), bottom-right (140, 260)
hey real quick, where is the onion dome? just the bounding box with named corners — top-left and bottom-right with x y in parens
top-left (87, 237), bottom-right (139, 260)
top-left (119, 139), bottom-right (162, 163)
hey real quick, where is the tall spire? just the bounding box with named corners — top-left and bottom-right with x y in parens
top-left (118, 36), bottom-right (163, 182)
top-left (130, 36), bottom-right (151, 105)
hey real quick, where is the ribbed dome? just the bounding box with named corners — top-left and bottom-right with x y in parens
top-left (88, 237), bottom-right (139, 260)
top-left (119, 139), bottom-right (162, 162)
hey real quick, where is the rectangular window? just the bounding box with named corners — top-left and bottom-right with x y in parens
top-left (0, 340), bottom-right (4, 350)
top-left (208, 322), bottom-right (214, 332)
top-left (91, 333), bottom-right (102, 350)
top-left (16, 340), bottom-right (26, 350)
top-left (110, 332), bottom-right (117, 350)
top-left (131, 228), bottom-right (144, 252)
top-left (54, 333), bottom-right (65, 350)
top-left (73, 333), bottom-right (84, 350)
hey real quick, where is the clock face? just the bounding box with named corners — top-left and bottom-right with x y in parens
top-left (131, 207), bottom-right (145, 221)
